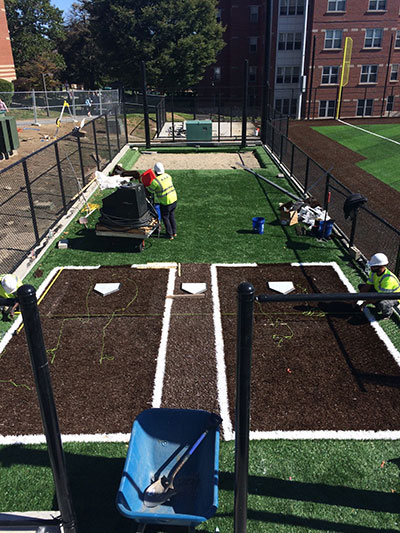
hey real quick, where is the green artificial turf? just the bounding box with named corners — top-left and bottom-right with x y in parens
top-left (312, 123), bottom-right (400, 192)
top-left (1, 440), bottom-right (400, 532)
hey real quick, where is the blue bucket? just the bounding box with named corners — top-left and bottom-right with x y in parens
top-left (252, 216), bottom-right (265, 234)
top-left (317, 219), bottom-right (334, 238)
top-left (154, 204), bottom-right (161, 220)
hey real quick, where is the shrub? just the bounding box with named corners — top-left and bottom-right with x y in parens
top-left (0, 79), bottom-right (14, 107)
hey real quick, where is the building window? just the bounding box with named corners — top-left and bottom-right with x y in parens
top-left (357, 99), bottom-right (374, 116)
top-left (321, 66), bottom-right (339, 84)
top-left (360, 65), bottom-right (378, 83)
top-left (280, 0), bottom-right (305, 16)
top-left (368, 0), bottom-right (386, 10)
top-left (276, 66), bottom-right (300, 84)
top-left (319, 100), bottom-right (336, 117)
top-left (324, 30), bottom-right (342, 49)
top-left (391, 64), bottom-right (399, 81)
top-left (249, 37), bottom-right (258, 53)
top-left (278, 32), bottom-right (302, 50)
top-left (249, 66), bottom-right (257, 83)
top-left (213, 67), bottom-right (221, 82)
top-left (216, 8), bottom-right (222, 23)
top-left (275, 98), bottom-right (298, 117)
top-left (327, 0), bottom-right (346, 11)
top-left (387, 95), bottom-right (394, 111)
top-left (250, 5), bottom-right (259, 23)
top-left (364, 28), bottom-right (383, 48)
top-left (396, 31), bottom-right (400, 48)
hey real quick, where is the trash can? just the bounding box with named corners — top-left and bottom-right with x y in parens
top-left (5, 116), bottom-right (19, 151)
top-left (0, 115), bottom-right (11, 157)
top-left (186, 120), bottom-right (212, 141)
top-left (317, 219), bottom-right (334, 238)
top-left (252, 216), bottom-right (265, 234)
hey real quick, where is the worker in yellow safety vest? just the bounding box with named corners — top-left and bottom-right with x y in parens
top-left (357, 253), bottom-right (400, 319)
top-left (147, 162), bottom-right (177, 240)
top-left (0, 274), bottom-right (22, 320)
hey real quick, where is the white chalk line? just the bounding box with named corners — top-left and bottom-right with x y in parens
top-left (211, 264), bottom-right (234, 441)
top-left (151, 266), bottom-right (176, 408)
top-left (338, 119), bottom-right (400, 146)
top-left (0, 433), bottom-right (131, 445)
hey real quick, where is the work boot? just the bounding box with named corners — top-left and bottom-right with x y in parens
top-left (1, 307), bottom-right (11, 322)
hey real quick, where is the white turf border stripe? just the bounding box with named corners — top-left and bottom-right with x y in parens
top-left (152, 266), bottom-right (176, 408)
top-left (0, 433), bottom-right (131, 445)
top-left (338, 119), bottom-right (400, 146)
top-left (250, 430), bottom-right (400, 441)
top-left (292, 262), bottom-right (400, 368)
top-left (211, 264), bottom-right (233, 440)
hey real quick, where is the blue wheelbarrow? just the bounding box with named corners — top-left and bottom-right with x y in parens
top-left (116, 408), bottom-right (221, 532)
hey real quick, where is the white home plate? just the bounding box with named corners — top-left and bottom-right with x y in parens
top-left (268, 281), bottom-right (295, 294)
top-left (94, 283), bottom-right (121, 296)
top-left (181, 283), bottom-right (207, 294)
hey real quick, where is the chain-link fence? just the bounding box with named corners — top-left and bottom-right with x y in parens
top-left (0, 109), bottom-right (126, 274)
top-left (264, 121), bottom-right (400, 275)
top-left (0, 89), bottom-right (120, 124)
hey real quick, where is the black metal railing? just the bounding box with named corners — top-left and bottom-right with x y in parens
top-left (0, 109), bottom-right (126, 274)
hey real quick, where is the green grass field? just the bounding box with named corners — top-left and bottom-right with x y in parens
top-left (1, 146), bottom-right (400, 532)
top-left (312, 123), bottom-right (400, 192)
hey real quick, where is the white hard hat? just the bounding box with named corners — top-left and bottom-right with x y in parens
top-left (154, 162), bottom-right (164, 175)
top-left (368, 253), bottom-right (388, 267)
top-left (1, 274), bottom-right (18, 294)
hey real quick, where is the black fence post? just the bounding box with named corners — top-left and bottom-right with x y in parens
top-left (323, 172), bottom-right (331, 211)
top-left (349, 211), bottom-right (358, 248)
top-left (290, 142), bottom-right (295, 176)
top-left (104, 113), bottom-right (112, 161)
top-left (218, 90), bottom-right (221, 142)
top-left (141, 61), bottom-right (151, 149)
top-left (241, 60), bottom-right (249, 149)
top-left (304, 157), bottom-right (310, 193)
top-left (171, 93), bottom-right (175, 142)
top-left (54, 142), bottom-right (67, 215)
top-left (92, 120), bottom-right (100, 170)
top-left (234, 281), bottom-right (255, 533)
top-left (121, 86), bottom-right (129, 145)
top-left (76, 135), bottom-right (86, 187)
top-left (17, 284), bottom-right (78, 533)
top-left (22, 160), bottom-right (40, 243)
top-left (280, 133), bottom-right (284, 163)
top-left (395, 242), bottom-right (400, 277)
top-left (114, 106), bottom-right (120, 151)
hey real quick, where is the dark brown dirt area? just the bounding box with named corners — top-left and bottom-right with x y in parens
top-left (288, 118), bottom-right (400, 230)
top-left (0, 263), bottom-right (399, 437)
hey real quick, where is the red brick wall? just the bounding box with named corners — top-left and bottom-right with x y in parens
top-left (0, 0), bottom-right (16, 82)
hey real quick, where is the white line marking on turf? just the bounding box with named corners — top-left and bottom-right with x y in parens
top-left (292, 262), bottom-right (400, 368)
top-left (338, 119), bottom-right (400, 146)
top-left (211, 264), bottom-right (233, 441)
top-left (152, 266), bottom-right (176, 408)
top-left (249, 430), bottom-right (400, 440)
top-left (0, 433), bottom-right (131, 445)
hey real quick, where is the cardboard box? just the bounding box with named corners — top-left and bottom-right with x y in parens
top-left (279, 201), bottom-right (298, 226)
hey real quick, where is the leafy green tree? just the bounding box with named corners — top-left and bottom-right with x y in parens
top-left (5, 0), bottom-right (65, 74)
top-left (15, 51), bottom-right (65, 90)
top-left (59, 4), bottom-right (105, 89)
top-left (0, 80), bottom-right (14, 106)
top-left (83, 0), bottom-right (225, 89)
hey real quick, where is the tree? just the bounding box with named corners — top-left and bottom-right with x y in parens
top-left (5, 0), bottom-right (65, 75)
top-left (15, 51), bottom-right (65, 91)
top-left (59, 3), bottom-right (105, 89)
top-left (83, 0), bottom-right (225, 89)
top-left (0, 80), bottom-right (14, 106)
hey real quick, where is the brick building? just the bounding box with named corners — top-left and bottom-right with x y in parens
top-left (0, 0), bottom-right (16, 82)
top-left (203, 0), bottom-right (400, 119)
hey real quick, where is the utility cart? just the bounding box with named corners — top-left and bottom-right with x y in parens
top-left (95, 217), bottom-right (160, 252)
top-left (116, 408), bottom-right (220, 532)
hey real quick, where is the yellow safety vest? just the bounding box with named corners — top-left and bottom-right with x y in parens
top-left (367, 268), bottom-right (400, 303)
top-left (147, 172), bottom-right (177, 205)
top-left (0, 274), bottom-right (22, 299)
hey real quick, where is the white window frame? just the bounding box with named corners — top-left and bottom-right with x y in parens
top-left (276, 66), bottom-right (300, 84)
top-left (364, 28), bottom-right (383, 48)
top-left (327, 0), bottom-right (346, 12)
top-left (321, 66), bottom-right (339, 84)
top-left (249, 37), bottom-right (258, 53)
top-left (368, 0), bottom-right (386, 10)
top-left (390, 64), bottom-right (399, 81)
top-left (396, 31), bottom-right (400, 48)
top-left (324, 30), bottom-right (342, 49)
top-left (319, 100), bottom-right (336, 117)
top-left (250, 5), bottom-right (259, 23)
top-left (357, 99), bottom-right (374, 116)
top-left (280, 0), bottom-right (305, 16)
top-left (360, 65), bottom-right (378, 83)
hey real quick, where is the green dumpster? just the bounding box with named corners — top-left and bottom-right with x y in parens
top-left (185, 120), bottom-right (212, 141)
top-left (0, 115), bottom-right (11, 157)
top-left (5, 116), bottom-right (20, 151)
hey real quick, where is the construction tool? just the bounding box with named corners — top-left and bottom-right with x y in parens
top-left (143, 413), bottom-right (222, 508)
top-left (54, 99), bottom-right (78, 139)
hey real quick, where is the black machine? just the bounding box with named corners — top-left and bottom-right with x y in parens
top-left (98, 182), bottom-right (154, 230)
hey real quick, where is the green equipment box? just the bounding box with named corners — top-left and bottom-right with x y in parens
top-left (185, 120), bottom-right (212, 141)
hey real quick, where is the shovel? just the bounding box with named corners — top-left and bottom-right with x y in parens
top-left (143, 412), bottom-right (222, 508)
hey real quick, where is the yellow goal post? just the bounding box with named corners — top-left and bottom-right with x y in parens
top-left (336, 37), bottom-right (353, 120)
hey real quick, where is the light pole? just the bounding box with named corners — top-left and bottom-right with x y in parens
top-left (42, 73), bottom-right (50, 117)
